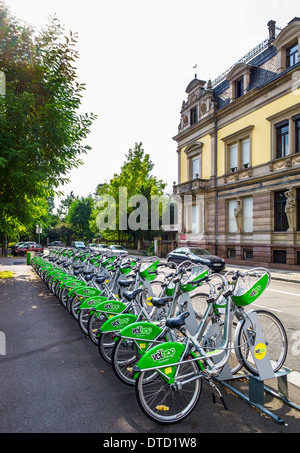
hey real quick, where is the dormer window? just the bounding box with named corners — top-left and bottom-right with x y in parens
top-left (226, 63), bottom-right (252, 102)
top-left (286, 42), bottom-right (298, 67)
top-left (235, 78), bottom-right (244, 99)
top-left (274, 19), bottom-right (300, 72)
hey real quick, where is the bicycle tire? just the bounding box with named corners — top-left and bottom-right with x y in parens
top-left (98, 331), bottom-right (116, 364)
top-left (112, 338), bottom-right (162, 386)
top-left (235, 309), bottom-right (288, 376)
top-left (78, 309), bottom-right (90, 335)
top-left (70, 296), bottom-right (82, 320)
top-left (111, 337), bottom-right (138, 385)
top-left (87, 311), bottom-right (107, 345)
top-left (135, 359), bottom-right (202, 425)
top-left (190, 293), bottom-right (209, 323)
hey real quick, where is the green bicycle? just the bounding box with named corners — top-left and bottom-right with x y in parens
top-left (133, 268), bottom-right (288, 424)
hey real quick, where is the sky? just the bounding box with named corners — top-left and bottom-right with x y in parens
top-left (3, 0), bottom-right (300, 208)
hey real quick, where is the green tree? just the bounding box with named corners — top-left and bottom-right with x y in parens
top-left (67, 196), bottom-right (94, 243)
top-left (94, 143), bottom-right (166, 245)
top-left (57, 191), bottom-right (77, 220)
top-left (0, 3), bottom-right (96, 252)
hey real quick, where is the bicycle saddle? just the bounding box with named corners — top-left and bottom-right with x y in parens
top-left (83, 270), bottom-right (92, 275)
top-left (166, 311), bottom-right (190, 330)
top-left (95, 275), bottom-right (107, 284)
top-left (123, 288), bottom-right (143, 301)
top-left (118, 279), bottom-right (135, 287)
top-left (150, 296), bottom-right (173, 307)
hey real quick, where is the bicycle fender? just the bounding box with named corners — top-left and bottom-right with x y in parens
top-left (71, 287), bottom-right (103, 298)
top-left (92, 300), bottom-right (127, 316)
top-left (118, 321), bottom-right (164, 355)
top-left (118, 321), bottom-right (163, 341)
top-left (58, 278), bottom-right (83, 289)
top-left (78, 295), bottom-right (108, 310)
top-left (100, 314), bottom-right (138, 333)
top-left (133, 342), bottom-right (186, 382)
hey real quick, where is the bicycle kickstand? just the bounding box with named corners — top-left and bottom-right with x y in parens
top-left (208, 379), bottom-right (229, 411)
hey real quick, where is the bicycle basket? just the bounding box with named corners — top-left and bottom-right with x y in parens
top-left (139, 259), bottom-right (159, 281)
top-left (180, 265), bottom-right (210, 292)
top-left (232, 268), bottom-right (270, 307)
top-left (102, 256), bottom-right (116, 267)
top-left (165, 281), bottom-right (175, 296)
top-left (120, 259), bottom-right (136, 275)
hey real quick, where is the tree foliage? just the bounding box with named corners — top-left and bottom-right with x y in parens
top-left (0, 2), bottom-right (96, 244)
top-left (66, 196), bottom-right (94, 242)
top-left (93, 142), bottom-right (166, 243)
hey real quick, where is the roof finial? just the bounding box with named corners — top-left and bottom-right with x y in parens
top-left (193, 64), bottom-right (198, 79)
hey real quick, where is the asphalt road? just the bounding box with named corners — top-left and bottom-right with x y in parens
top-left (247, 278), bottom-right (300, 374)
top-left (0, 261), bottom-right (300, 436)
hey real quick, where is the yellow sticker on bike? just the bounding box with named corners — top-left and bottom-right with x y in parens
top-left (254, 343), bottom-right (267, 360)
top-left (164, 367), bottom-right (172, 374)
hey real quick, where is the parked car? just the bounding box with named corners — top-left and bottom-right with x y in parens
top-left (87, 243), bottom-right (100, 251)
top-left (96, 244), bottom-right (110, 252)
top-left (12, 243), bottom-right (43, 256)
top-left (11, 242), bottom-right (36, 251)
top-left (10, 242), bottom-right (25, 251)
top-left (48, 241), bottom-right (64, 247)
top-left (108, 245), bottom-right (129, 256)
top-left (167, 247), bottom-right (225, 272)
top-left (88, 244), bottom-right (110, 252)
top-left (71, 241), bottom-right (86, 250)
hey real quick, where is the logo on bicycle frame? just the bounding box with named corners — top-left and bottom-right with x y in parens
top-left (132, 326), bottom-right (152, 336)
top-left (250, 285), bottom-right (261, 298)
top-left (151, 347), bottom-right (176, 362)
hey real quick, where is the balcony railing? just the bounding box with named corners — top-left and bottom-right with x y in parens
top-left (173, 177), bottom-right (208, 194)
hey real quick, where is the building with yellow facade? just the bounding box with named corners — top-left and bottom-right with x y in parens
top-left (172, 18), bottom-right (300, 269)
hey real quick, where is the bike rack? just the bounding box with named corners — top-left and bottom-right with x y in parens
top-left (211, 310), bottom-right (300, 425)
top-left (216, 366), bottom-right (300, 425)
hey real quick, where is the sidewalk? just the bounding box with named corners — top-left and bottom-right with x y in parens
top-left (0, 256), bottom-right (32, 277)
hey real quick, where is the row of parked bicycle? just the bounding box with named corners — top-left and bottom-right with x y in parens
top-left (31, 247), bottom-right (288, 424)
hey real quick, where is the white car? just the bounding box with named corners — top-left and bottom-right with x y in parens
top-left (108, 245), bottom-right (129, 256)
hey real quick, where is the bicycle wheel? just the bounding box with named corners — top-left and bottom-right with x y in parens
top-left (236, 310), bottom-right (288, 375)
top-left (111, 338), bottom-right (138, 385)
top-left (58, 286), bottom-right (69, 308)
top-left (88, 311), bottom-right (107, 345)
top-left (70, 296), bottom-right (82, 320)
top-left (78, 309), bottom-right (90, 335)
top-left (135, 360), bottom-right (202, 424)
top-left (112, 338), bottom-right (159, 386)
top-left (98, 331), bottom-right (116, 364)
top-left (190, 293), bottom-right (209, 324)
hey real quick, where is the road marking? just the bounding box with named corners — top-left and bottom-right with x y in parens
top-left (251, 303), bottom-right (282, 313)
top-left (288, 371), bottom-right (300, 387)
top-left (267, 288), bottom-right (300, 297)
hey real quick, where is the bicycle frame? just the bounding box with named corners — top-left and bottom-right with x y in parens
top-left (133, 268), bottom-right (272, 385)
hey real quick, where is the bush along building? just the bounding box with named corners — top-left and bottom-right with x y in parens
top-left (173, 18), bottom-right (300, 270)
